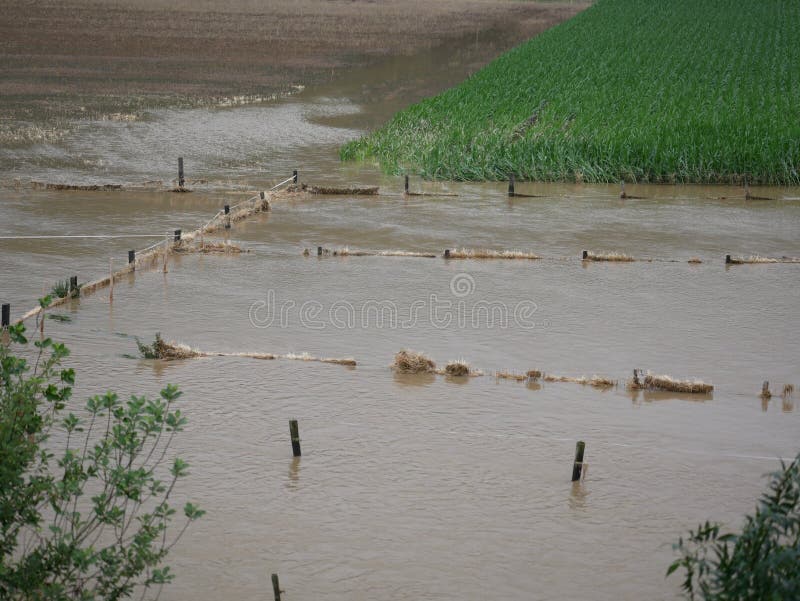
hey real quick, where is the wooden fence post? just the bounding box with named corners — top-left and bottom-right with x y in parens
top-left (289, 420), bottom-right (301, 457)
top-left (271, 573), bottom-right (282, 601)
top-left (571, 441), bottom-right (586, 482)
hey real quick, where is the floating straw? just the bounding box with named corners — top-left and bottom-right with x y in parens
top-left (392, 350), bottom-right (436, 374)
top-left (446, 248), bottom-right (541, 260)
top-left (542, 374), bottom-right (616, 388)
top-left (135, 334), bottom-right (356, 367)
top-left (328, 247), bottom-right (437, 258)
top-left (582, 251), bottom-right (636, 262)
top-left (726, 255), bottom-right (800, 264)
top-left (628, 370), bottom-right (713, 394)
top-left (437, 360), bottom-right (482, 377)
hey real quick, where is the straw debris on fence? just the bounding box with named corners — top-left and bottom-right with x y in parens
top-left (446, 248), bottom-right (541, 260)
top-left (629, 369), bottom-right (713, 394)
top-left (327, 247), bottom-right (437, 258)
top-left (287, 183), bottom-right (379, 195)
top-left (174, 240), bottom-right (244, 254)
top-left (582, 251), bottom-right (636, 262)
top-left (32, 182), bottom-right (123, 191)
top-left (392, 350), bottom-right (436, 374)
top-left (495, 370), bottom-right (528, 382)
top-left (282, 352), bottom-right (357, 366)
top-left (783, 384), bottom-right (795, 399)
top-left (726, 255), bottom-right (800, 264)
top-left (543, 374), bottom-right (616, 388)
top-left (136, 333), bottom-right (201, 360)
top-left (135, 335), bottom-right (356, 367)
top-left (437, 360), bottom-right (482, 377)
top-left (494, 369), bottom-right (542, 382)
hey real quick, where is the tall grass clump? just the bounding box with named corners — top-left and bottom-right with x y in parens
top-left (342, 0), bottom-right (800, 185)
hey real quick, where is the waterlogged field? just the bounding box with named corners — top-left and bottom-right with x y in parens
top-left (342, 0), bottom-right (800, 184)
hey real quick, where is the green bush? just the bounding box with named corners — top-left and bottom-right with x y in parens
top-left (0, 314), bottom-right (203, 600)
top-left (668, 454), bottom-right (800, 600)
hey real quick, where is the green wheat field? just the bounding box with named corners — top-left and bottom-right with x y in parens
top-left (342, 0), bottom-right (800, 184)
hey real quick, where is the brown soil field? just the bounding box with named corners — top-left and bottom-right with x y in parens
top-left (0, 0), bottom-right (585, 123)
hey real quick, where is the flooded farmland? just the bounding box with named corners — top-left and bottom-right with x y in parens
top-left (1, 24), bottom-right (799, 601)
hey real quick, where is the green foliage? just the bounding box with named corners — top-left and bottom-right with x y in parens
top-left (0, 317), bottom-right (203, 600)
top-left (668, 453), bottom-right (800, 600)
top-left (50, 280), bottom-right (80, 300)
top-left (342, 0), bottom-right (800, 184)
top-left (135, 333), bottom-right (164, 360)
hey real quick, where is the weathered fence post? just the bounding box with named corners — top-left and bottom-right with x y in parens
top-left (163, 234), bottom-right (169, 273)
top-left (292, 170), bottom-right (298, 184)
top-left (178, 157), bottom-right (185, 188)
top-left (174, 229), bottom-right (181, 243)
top-left (725, 254), bottom-right (732, 264)
top-left (109, 258), bottom-right (114, 302)
top-left (271, 573), bottom-right (282, 601)
top-left (69, 276), bottom-right (78, 297)
top-left (508, 174), bottom-right (515, 197)
top-left (289, 420), bottom-right (301, 457)
top-left (582, 250), bottom-right (589, 260)
top-left (404, 175), bottom-right (409, 194)
top-left (128, 250), bottom-right (135, 271)
top-left (1, 303), bottom-right (10, 328)
top-left (444, 249), bottom-right (451, 259)
top-left (571, 441), bottom-right (586, 482)
top-left (224, 205), bottom-right (231, 229)
top-left (317, 246), bottom-right (323, 257)
top-left (761, 381), bottom-right (771, 399)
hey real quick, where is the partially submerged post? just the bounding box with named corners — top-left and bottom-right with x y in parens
top-left (761, 381), bottom-right (772, 400)
top-left (128, 250), bottom-right (135, 271)
top-left (571, 441), bottom-right (586, 482)
top-left (444, 249), bottom-right (451, 259)
top-left (271, 573), bottom-right (282, 601)
top-left (582, 250), bottom-right (589, 260)
top-left (292, 170), bottom-right (298, 184)
top-left (508, 174), bottom-right (515, 197)
top-left (725, 254), bottom-right (732, 264)
top-left (174, 229), bottom-right (181, 243)
top-left (224, 205), bottom-right (231, 229)
top-left (109, 258), bottom-right (114, 302)
top-left (163, 234), bottom-right (169, 273)
top-left (178, 157), bottom-right (185, 189)
top-left (317, 246), bottom-right (323, 257)
top-left (404, 175), bottom-right (409, 195)
top-left (69, 276), bottom-right (78, 297)
top-left (289, 420), bottom-right (301, 457)
top-left (1, 303), bottom-right (9, 328)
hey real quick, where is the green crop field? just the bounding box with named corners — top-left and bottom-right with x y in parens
top-left (341, 0), bottom-right (800, 184)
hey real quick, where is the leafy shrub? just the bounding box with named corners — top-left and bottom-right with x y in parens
top-left (0, 316), bottom-right (203, 600)
top-left (668, 454), bottom-right (800, 600)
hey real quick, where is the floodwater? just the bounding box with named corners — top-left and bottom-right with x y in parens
top-left (1, 33), bottom-right (799, 601)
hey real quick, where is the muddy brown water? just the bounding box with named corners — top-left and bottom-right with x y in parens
top-left (1, 33), bottom-right (800, 601)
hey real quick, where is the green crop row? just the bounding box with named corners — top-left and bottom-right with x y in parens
top-left (341, 0), bottom-right (800, 184)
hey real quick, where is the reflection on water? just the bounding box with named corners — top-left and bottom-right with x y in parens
top-left (568, 481), bottom-right (588, 511)
top-left (287, 458), bottom-right (302, 491)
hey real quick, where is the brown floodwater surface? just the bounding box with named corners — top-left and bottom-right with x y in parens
top-left (1, 26), bottom-right (799, 601)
